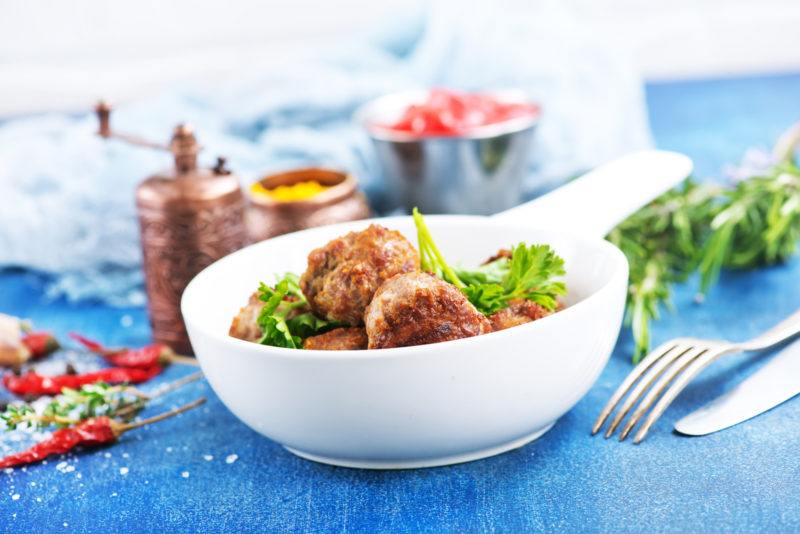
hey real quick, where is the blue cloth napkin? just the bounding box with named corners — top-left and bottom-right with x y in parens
top-left (0, 1), bottom-right (651, 305)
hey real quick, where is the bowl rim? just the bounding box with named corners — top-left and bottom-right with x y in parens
top-left (182, 215), bottom-right (628, 362)
top-left (353, 89), bottom-right (541, 142)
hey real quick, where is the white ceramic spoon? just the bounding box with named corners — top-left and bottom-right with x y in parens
top-left (182, 150), bottom-right (692, 469)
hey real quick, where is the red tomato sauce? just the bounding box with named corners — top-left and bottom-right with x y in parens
top-left (383, 89), bottom-right (539, 137)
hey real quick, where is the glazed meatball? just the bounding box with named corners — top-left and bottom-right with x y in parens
top-left (303, 327), bottom-right (368, 350)
top-left (228, 291), bottom-right (265, 342)
top-left (489, 299), bottom-right (552, 332)
top-left (364, 271), bottom-right (492, 349)
top-left (300, 224), bottom-right (420, 325)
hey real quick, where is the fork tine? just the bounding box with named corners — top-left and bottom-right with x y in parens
top-left (591, 340), bottom-right (680, 435)
top-left (618, 346), bottom-right (708, 441)
top-left (603, 343), bottom-right (693, 438)
top-left (633, 348), bottom-right (726, 443)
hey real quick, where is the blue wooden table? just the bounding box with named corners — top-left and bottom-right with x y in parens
top-left (2, 74), bottom-right (800, 533)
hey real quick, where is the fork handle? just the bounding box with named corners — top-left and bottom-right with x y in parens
top-left (738, 308), bottom-right (800, 351)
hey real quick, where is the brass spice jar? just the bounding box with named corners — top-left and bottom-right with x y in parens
top-left (246, 168), bottom-right (371, 242)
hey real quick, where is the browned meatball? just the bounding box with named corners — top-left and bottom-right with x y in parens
top-left (303, 327), bottom-right (368, 350)
top-left (300, 224), bottom-right (420, 325)
top-left (229, 291), bottom-right (265, 342)
top-left (489, 299), bottom-right (552, 332)
top-left (364, 271), bottom-right (492, 349)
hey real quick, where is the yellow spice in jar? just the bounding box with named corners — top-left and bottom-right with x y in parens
top-left (250, 180), bottom-right (331, 202)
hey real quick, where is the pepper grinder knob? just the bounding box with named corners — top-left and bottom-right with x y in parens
top-left (96, 100), bottom-right (112, 138)
top-left (170, 123), bottom-right (199, 173)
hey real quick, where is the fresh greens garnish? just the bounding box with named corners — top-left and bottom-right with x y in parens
top-left (413, 208), bottom-right (466, 289)
top-left (412, 208), bottom-right (566, 316)
top-left (462, 243), bottom-right (566, 314)
top-left (256, 273), bottom-right (340, 349)
top-left (455, 258), bottom-right (508, 286)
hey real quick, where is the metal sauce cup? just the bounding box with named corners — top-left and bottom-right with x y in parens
top-left (355, 90), bottom-right (539, 215)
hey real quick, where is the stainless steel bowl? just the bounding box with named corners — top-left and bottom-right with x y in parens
top-left (355, 90), bottom-right (539, 215)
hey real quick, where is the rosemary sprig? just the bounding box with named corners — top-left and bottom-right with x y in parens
top-left (1, 383), bottom-right (143, 430)
top-left (612, 152), bottom-right (800, 363)
top-left (1, 371), bottom-right (203, 430)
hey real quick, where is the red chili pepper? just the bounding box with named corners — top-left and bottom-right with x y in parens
top-left (69, 333), bottom-right (173, 369)
top-left (2, 365), bottom-right (162, 397)
top-left (20, 332), bottom-right (60, 359)
top-left (0, 417), bottom-right (117, 469)
top-left (0, 398), bottom-right (205, 469)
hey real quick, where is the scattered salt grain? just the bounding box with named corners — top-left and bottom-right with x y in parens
top-left (225, 454), bottom-right (238, 464)
top-left (63, 522), bottom-right (68, 528)
top-left (166, 447), bottom-right (173, 453)
top-left (4, 468), bottom-right (13, 474)
top-left (120, 315), bottom-right (134, 328)
top-left (76, 473), bottom-right (82, 480)
top-left (181, 471), bottom-right (189, 478)
top-left (104, 452), bottom-right (111, 458)
top-left (29, 482), bottom-right (35, 487)
top-left (119, 467), bottom-right (129, 476)
top-left (56, 462), bottom-right (74, 474)
top-left (11, 494), bottom-right (20, 501)
top-left (36, 497), bottom-right (42, 503)
top-left (111, 492), bottom-right (118, 497)
top-left (203, 455), bottom-right (214, 461)
top-left (122, 453), bottom-right (130, 459)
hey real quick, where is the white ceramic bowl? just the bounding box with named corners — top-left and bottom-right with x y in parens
top-left (183, 217), bottom-right (626, 468)
top-left (182, 150), bottom-right (692, 468)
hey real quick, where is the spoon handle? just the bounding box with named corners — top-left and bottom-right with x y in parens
top-left (491, 150), bottom-right (693, 238)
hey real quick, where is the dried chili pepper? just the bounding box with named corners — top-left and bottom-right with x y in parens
top-left (21, 332), bottom-right (60, 359)
top-left (0, 397), bottom-right (205, 469)
top-left (2, 365), bottom-right (162, 397)
top-left (69, 333), bottom-right (196, 369)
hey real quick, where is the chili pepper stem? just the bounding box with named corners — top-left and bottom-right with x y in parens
top-left (117, 397), bottom-right (206, 434)
top-left (111, 372), bottom-right (204, 419)
top-left (19, 414), bottom-right (77, 427)
top-left (163, 353), bottom-right (200, 366)
top-left (148, 371), bottom-right (203, 398)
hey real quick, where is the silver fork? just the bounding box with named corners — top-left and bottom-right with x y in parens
top-left (593, 308), bottom-right (800, 443)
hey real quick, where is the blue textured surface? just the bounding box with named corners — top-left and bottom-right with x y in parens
top-left (2, 74), bottom-right (800, 533)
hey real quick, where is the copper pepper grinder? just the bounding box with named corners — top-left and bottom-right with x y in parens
top-left (96, 101), bottom-right (248, 354)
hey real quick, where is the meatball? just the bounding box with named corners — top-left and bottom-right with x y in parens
top-left (300, 224), bottom-right (420, 325)
top-left (364, 271), bottom-right (492, 349)
top-left (489, 299), bottom-right (552, 332)
top-left (303, 327), bottom-right (368, 350)
top-left (228, 291), bottom-right (266, 342)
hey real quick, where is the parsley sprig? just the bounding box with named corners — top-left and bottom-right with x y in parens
top-left (256, 273), bottom-right (340, 349)
top-left (412, 208), bottom-right (566, 315)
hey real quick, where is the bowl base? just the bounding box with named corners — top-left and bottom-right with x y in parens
top-left (284, 422), bottom-right (556, 470)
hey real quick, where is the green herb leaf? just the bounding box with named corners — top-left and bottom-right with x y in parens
top-left (412, 208), bottom-right (567, 316)
top-left (255, 273), bottom-right (338, 349)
